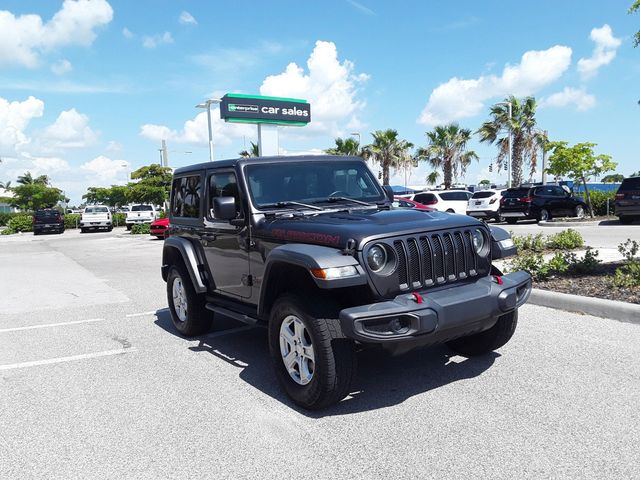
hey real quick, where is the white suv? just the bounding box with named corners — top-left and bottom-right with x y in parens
top-left (409, 190), bottom-right (473, 214)
top-left (466, 189), bottom-right (506, 222)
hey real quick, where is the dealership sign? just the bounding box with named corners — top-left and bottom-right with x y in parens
top-left (220, 94), bottom-right (311, 126)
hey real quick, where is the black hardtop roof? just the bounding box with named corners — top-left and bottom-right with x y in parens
top-left (172, 155), bottom-right (365, 176)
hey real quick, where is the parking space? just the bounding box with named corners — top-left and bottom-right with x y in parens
top-left (1, 229), bottom-right (639, 478)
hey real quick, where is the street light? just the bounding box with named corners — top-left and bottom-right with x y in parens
top-left (497, 101), bottom-right (512, 188)
top-left (350, 132), bottom-right (361, 144)
top-left (195, 98), bottom-right (221, 161)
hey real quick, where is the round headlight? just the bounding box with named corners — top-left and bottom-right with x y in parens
top-left (472, 229), bottom-right (486, 254)
top-left (367, 244), bottom-right (387, 272)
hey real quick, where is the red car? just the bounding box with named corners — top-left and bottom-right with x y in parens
top-left (150, 217), bottom-right (169, 239)
top-left (393, 196), bottom-right (433, 210)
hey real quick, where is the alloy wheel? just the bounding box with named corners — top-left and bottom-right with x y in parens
top-left (172, 277), bottom-right (188, 322)
top-left (279, 315), bottom-right (315, 385)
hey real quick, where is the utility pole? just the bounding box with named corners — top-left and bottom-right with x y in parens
top-left (497, 101), bottom-right (512, 188)
top-left (541, 130), bottom-right (548, 185)
top-left (160, 139), bottom-right (169, 168)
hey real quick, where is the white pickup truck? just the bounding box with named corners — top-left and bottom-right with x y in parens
top-left (80, 205), bottom-right (113, 233)
top-left (126, 204), bottom-right (157, 230)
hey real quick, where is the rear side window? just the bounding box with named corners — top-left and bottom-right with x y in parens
top-left (171, 175), bottom-right (202, 218)
top-left (440, 191), bottom-right (470, 201)
top-left (471, 191), bottom-right (494, 199)
top-left (414, 193), bottom-right (436, 203)
top-left (85, 207), bottom-right (108, 213)
top-left (504, 188), bottom-right (530, 198)
top-left (619, 178), bottom-right (640, 191)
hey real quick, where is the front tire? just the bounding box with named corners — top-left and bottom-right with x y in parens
top-left (574, 205), bottom-right (585, 219)
top-left (506, 218), bottom-right (518, 224)
top-left (446, 310), bottom-right (518, 357)
top-left (268, 294), bottom-right (356, 410)
top-left (167, 265), bottom-right (211, 336)
top-left (619, 216), bottom-right (634, 225)
top-left (538, 208), bottom-right (550, 222)
top-left (126, 224), bottom-right (132, 231)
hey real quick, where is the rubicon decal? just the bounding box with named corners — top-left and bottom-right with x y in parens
top-left (271, 228), bottom-right (340, 246)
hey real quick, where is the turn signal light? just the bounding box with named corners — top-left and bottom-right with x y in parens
top-left (615, 193), bottom-right (624, 200)
top-left (310, 266), bottom-right (358, 280)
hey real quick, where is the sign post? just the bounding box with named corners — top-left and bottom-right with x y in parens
top-left (219, 94), bottom-right (311, 156)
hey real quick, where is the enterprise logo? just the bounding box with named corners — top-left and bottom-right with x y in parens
top-left (228, 103), bottom-right (258, 113)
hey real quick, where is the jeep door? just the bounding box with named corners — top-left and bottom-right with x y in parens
top-left (200, 170), bottom-right (251, 298)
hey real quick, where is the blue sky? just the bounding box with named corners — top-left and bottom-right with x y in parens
top-left (0, 0), bottom-right (638, 203)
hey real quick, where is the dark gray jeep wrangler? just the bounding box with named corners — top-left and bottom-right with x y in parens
top-left (162, 155), bottom-right (531, 409)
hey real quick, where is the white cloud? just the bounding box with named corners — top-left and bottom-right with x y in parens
top-left (27, 154), bottom-right (71, 173)
top-left (142, 31), bottom-right (174, 49)
top-left (179, 11), bottom-right (197, 25)
top-left (418, 45), bottom-right (572, 126)
top-left (541, 87), bottom-right (596, 111)
top-left (80, 155), bottom-right (130, 183)
top-left (577, 24), bottom-right (621, 80)
top-left (140, 110), bottom-right (255, 148)
top-left (0, 95), bottom-right (45, 154)
top-left (0, 0), bottom-right (113, 68)
top-left (51, 58), bottom-right (72, 75)
top-left (259, 40), bottom-right (368, 136)
top-left (42, 108), bottom-right (97, 149)
top-left (122, 27), bottom-right (133, 39)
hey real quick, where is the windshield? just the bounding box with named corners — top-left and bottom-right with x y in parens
top-left (245, 160), bottom-right (385, 208)
top-left (85, 207), bottom-right (108, 213)
top-left (503, 188), bottom-right (531, 198)
top-left (35, 210), bottom-right (60, 217)
top-left (619, 178), bottom-right (640, 191)
top-left (132, 205), bottom-right (153, 211)
top-left (472, 191), bottom-right (495, 199)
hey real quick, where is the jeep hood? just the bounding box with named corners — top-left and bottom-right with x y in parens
top-left (254, 208), bottom-right (484, 249)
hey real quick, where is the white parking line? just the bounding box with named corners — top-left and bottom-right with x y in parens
top-left (125, 311), bottom-right (157, 318)
top-left (0, 348), bottom-right (135, 371)
top-left (0, 318), bottom-right (105, 333)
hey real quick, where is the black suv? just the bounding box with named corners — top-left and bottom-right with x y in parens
top-left (499, 185), bottom-right (588, 223)
top-left (615, 176), bottom-right (640, 224)
top-left (33, 208), bottom-right (65, 235)
top-left (162, 156), bottom-right (531, 409)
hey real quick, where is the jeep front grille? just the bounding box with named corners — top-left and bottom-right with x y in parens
top-left (365, 229), bottom-right (489, 296)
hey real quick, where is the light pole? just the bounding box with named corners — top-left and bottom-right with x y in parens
top-left (350, 132), bottom-right (361, 145)
top-left (535, 129), bottom-right (549, 185)
top-left (195, 98), bottom-right (221, 161)
top-left (497, 101), bottom-right (512, 188)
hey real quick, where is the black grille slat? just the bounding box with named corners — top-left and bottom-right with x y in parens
top-left (453, 232), bottom-right (466, 279)
top-left (431, 235), bottom-right (445, 283)
top-left (407, 238), bottom-right (421, 287)
top-left (394, 241), bottom-right (409, 289)
top-left (464, 230), bottom-right (478, 274)
top-left (442, 233), bottom-right (456, 281)
top-left (419, 237), bottom-right (434, 286)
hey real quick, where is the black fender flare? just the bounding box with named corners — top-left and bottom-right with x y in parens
top-left (258, 243), bottom-right (367, 317)
top-left (162, 236), bottom-right (207, 294)
top-left (489, 225), bottom-right (517, 259)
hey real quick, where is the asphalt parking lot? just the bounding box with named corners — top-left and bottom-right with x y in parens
top-left (1, 227), bottom-right (639, 479)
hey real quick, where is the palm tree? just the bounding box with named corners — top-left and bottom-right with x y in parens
top-left (238, 142), bottom-right (259, 158)
top-left (426, 171), bottom-right (440, 186)
top-left (362, 129), bottom-right (414, 185)
top-left (325, 137), bottom-right (363, 156)
top-left (16, 172), bottom-right (49, 185)
top-left (477, 96), bottom-right (545, 187)
top-left (0, 180), bottom-right (11, 189)
top-left (415, 124), bottom-right (478, 190)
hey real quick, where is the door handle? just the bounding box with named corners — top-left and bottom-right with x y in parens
top-left (202, 234), bottom-right (217, 241)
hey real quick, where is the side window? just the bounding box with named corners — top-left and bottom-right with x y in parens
top-left (552, 186), bottom-right (567, 197)
top-left (171, 175), bottom-right (202, 218)
top-left (208, 172), bottom-right (242, 220)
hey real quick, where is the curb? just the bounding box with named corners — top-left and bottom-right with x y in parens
top-left (538, 220), bottom-right (602, 227)
top-left (528, 288), bottom-right (640, 325)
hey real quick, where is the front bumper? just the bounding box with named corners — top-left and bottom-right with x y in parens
top-left (339, 271), bottom-right (531, 344)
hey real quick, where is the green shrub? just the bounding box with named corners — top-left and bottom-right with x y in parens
top-left (511, 232), bottom-right (545, 253)
top-left (0, 212), bottom-right (20, 226)
top-left (112, 212), bottom-right (126, 226)
top-left (131, 223), bottom-right (150, 234)
top-left (545, 229), bottom-right (584, 250)
top-left (586, 190), bottom-right (616, 216)
top-left (6, 214), bottom-right (33, 233)
top-left (611, 239), bottom-right (640, 287)
top-left (0, 228), bottom-right (14, 235)
top-left (563, 247), bottom-right (601, 274)
top-left (64, 214), bottom-right (80, 229)
top-left (507, 252), bottom-right (550, 281)
top-left (158, 210), bottom-right (167, 219)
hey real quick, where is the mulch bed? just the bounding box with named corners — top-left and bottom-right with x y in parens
top-left (534, 262), bottom-right (640, 304)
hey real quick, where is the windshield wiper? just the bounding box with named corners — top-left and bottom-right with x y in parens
top-left (323, 196), bottom-right (374, 206)
top-left (260, 201), bottom-right (324, 211)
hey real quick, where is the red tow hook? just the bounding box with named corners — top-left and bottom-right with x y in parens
top-left (412, 292), bottom-right (424, 304)
top-left (493, 275), bottom-right (503, 285)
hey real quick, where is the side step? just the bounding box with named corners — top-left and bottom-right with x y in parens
top-left (205, 304), bottom-right (259, 326)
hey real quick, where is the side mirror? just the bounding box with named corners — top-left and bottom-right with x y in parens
top-left (382, 185), bottom-right (394, 202)
top-left (213, 196), bottom-right (236, 221)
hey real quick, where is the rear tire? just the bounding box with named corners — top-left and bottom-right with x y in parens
top-left (268, 294), bottom-right (356, 410)
top-left (446, 310), bottom-right (518, 357)
top-left (575, 205), bottom-right (585, 219)
top-left (167, 265), bottom-right (211, 336)
top-left (126, 224), bottom-right (132, 231)
top-left (619, 216), bottom-right (634, 225)
top-left (506, 218), bottom-right (518, 224)
top-left (446, 209), bottom-right (455, 213)
top-left (80, 227), bottom-right (87, 233)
